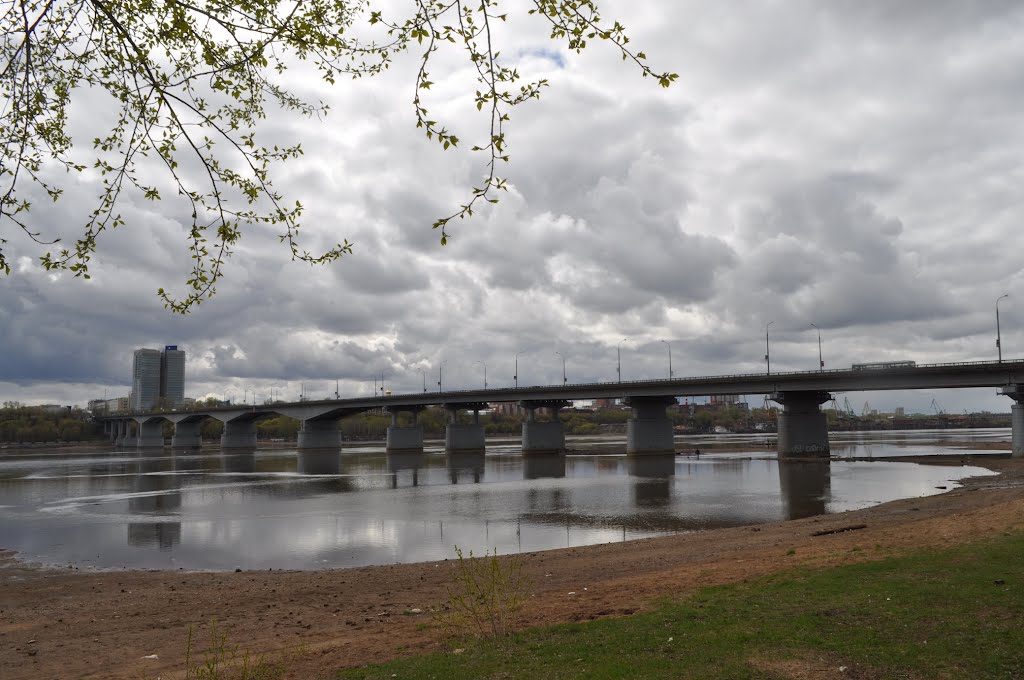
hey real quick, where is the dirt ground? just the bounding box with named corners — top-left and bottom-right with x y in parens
top-left (3, 454), bottom-right (1024, 680)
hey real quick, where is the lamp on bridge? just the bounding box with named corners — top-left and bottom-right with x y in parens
top-left (617, 338), bottom-right (627, 383)
top-left (765, 321), bottom-right (774, 375)
top-left (810, 323), bottom-right (824, 371)
top-left (555, 351), bottom-right (567, 385)
top-left (514, 350), bottom-right (526, 389)
top-left (438, 360), bottom-right (447, 393)
top-left (661, 340), bottom-right (673, 379)
top-left (997, 294), bottom-right (1009, 363)
top-left (475, 360), bottom-right (488, 389)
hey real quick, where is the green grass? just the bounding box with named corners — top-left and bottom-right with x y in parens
top-left (338, 532), bottom-right (1024, 679)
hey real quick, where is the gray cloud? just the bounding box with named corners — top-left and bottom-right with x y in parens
top-left (2, 1), bottom-right (1023, 415)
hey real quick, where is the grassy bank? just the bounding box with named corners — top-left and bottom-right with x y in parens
top-left (338, 532), bottom-right (1024, 679)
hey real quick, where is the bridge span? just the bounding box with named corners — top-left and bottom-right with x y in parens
top-left (98, 359), bottom-right (1024, 458)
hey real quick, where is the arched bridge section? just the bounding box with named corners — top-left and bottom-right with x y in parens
top-left (97, 359), bottom-right (1024, 458)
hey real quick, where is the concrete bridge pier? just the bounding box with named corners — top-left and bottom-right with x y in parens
top-left (520, 400), bottom-right (569, 455)
top-left (114, 420), bottom-right (129, 447)
top-left (445, 403), bottom-right (487, 454)
top-left (386, 407), bottom-right (425, 454)
top-left (136, 419), bottom-right (165, 448)
top-left (625, 396), bottom-right (677, 455)
top-left (1001, 385), bottom-right (1024, 457)
top-left (297, 418), bottom-right (342, 450)
top-left (221, 420), bottom-right (257, 449)
top-left (771, 391), bottom-right (832, 458)
top-left (170, 420), bottom-right (202, 448)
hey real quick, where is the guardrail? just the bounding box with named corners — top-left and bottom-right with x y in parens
top-left (100, 358), bottom-right (1024, 419)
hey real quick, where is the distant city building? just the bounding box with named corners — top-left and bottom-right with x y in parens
top-left (90, 396), bottom-right (131, 413)
top-left (108, 397), bottom-right (130, 412)
top-left (39, 404), bottom-right (69, 414)
top-left (709, 394), bottom-right (740, 406)
top-left (130, 346), bottom-right (186, 410)
top-left (161, 346), bottom-right (186, 405)
top-left (493, 401), bottom-right (526, 417)
top-left (593, 398), bottom-right (619, 409)
top-left (894, 406), bottom-right (905, 417)
top-left (131, 349), bottom-right (162, 410)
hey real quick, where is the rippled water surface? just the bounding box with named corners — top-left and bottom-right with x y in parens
top-left (0, 430), bottom-right (1002, 570)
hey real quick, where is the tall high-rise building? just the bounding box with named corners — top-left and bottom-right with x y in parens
top-left (161, 346), bottom-right (186, 405)
top-left (130, 346), bottom-right (186, 410)
top-left (131, 349), bottom-right (162, 410)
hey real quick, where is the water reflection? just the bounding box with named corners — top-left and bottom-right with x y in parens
top-left (523, 455), bottom-right (566, 480)
top-left (127, 452), bottom-right (182, 549)
top-left (0, 433), bottom-right (999, 570)
top-left (387, 452), bottom-right (424, 488)
top-left (628, 455), bottom-right (675, 508)
top-left (446, 452), bottom-right (485, 484)
top-left (221, 449), bottom-right (256, 474)
top-left (778, 461), bottom-right (831, 520)
top-left (296, 449), bottom-right (341, 475)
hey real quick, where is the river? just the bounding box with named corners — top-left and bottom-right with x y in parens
top-left (0, 429), bottom-right (1002, 570)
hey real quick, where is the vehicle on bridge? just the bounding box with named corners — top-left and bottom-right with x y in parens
top-left (851, 361), bottom-right (917, 371)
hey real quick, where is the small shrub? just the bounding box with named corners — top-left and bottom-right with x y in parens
top-left (184, 620), bottom-right (285, 680)
top-left (439, 546), bottom-right (530, 641)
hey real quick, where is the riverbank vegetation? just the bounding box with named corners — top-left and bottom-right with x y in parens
top-left (0, 402), bottom-right (101, 443)
top-left (0, 401), bottom-right (1010, 444)
top-left (338, 530), bottom-right (1024, 679)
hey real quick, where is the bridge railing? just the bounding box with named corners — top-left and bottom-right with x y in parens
top-left (105, 358), bottom-right (1024, 418)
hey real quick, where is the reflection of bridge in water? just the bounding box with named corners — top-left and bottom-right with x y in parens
top-left (120, 449), bottom-right (834, 550)
top-left (100, 360), bottom-right (1024, 458)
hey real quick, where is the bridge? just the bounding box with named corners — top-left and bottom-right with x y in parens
top-left (98, 359), bottom-right (1024, 458)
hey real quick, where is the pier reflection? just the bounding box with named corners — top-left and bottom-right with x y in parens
top-left (778, 460), bottom-right (831, 520)
top-left (446, 452), bottom-right (485, 484)
top-left (296, 449), bottom-right (341, 475)
top-left (221, 449), bottom-right (256, 474)
top-left (628, 455), bottom-right (675, 508)
top-left (127, 452), bottom-right (182, 549)
top-left (523, 455), bottom-right (566, 480)
top-left (387, 452), bottom-right (424, 488)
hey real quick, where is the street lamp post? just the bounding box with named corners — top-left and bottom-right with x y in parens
top-left (555, 351), bottom-right (567, 385)
top-left (997, 294), bottom-right (1009, 363)
top-left (475, 361), bottom-right (488, 389)
top-left (765, 321), bottom-right (774, 375)
top-left (419, 369), bottom-right (426, 393)
top-left (514, 350), bottom-right (526, 389)
top-left (437, 360), bottom-right (447, 393)
top-left (810, 323), bottom-right (823, 371)
top-left (660, 340), bottom-right (673, 379)
top-left (617, 338), bottom-right (627, 383)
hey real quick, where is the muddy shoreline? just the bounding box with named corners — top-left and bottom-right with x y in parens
top-left (2, 455), bottom-right (1023, 680)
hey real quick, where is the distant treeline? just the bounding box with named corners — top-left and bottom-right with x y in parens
top-left (0, 403), bottom-right (102, 443)
top-left (1, 401), bottom-right (1010, 445)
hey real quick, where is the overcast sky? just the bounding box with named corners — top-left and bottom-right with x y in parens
top-left (2, 1), bottom-right (1023, 415)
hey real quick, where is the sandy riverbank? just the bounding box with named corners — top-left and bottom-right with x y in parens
top-left (3, 454), bottom-right (1023, 680)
